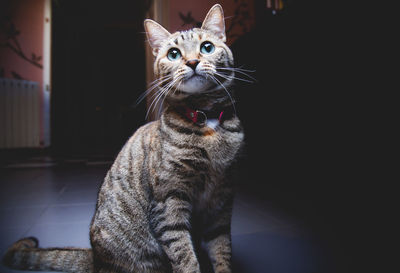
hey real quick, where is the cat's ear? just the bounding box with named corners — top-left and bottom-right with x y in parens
top-left (201, 4), bottom-right (226, 42)
top-left (144, 19), bottom-right (171, 55)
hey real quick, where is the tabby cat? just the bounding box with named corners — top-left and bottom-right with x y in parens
top-left (3, 4), bottom-right (244, 273)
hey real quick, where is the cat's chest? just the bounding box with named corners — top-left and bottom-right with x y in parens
top-left (194, 130), bottom-right (241, 208)
top-left (201, 127), bottom-right (243, 171)
top-left (193, 173), bottom-right (222, 212)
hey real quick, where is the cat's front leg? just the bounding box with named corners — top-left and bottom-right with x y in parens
top-left (202, 198), bottom-right (233, 273)
top-left (150, 190), bottom-right (200, 273)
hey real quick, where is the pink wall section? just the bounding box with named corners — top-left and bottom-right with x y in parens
top-left (0, 0), bottom-right (46, 146)
top-left (0, 0), bottom-right (44, 83)
top-left (169, 0), bottom-right (255, 45)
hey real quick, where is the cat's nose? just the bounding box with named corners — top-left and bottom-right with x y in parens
top-left (186, 59), bottom-right (200, 71)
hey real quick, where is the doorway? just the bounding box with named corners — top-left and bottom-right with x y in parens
top-left (51, 0), bottom-right (151, 158)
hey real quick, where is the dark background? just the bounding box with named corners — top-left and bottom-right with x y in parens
top-left (51, 0), bottom-right (150, 157)
top-left (233, 1), bottom-right (385, 273)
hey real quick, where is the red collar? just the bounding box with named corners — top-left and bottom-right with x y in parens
top-left (184, 107), bottom-right (224, 126)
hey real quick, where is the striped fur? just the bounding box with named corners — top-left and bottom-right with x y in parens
top-left (3, 4), bottom-right (243, 273)
top-left (2, 237), bottom-right (93, 272)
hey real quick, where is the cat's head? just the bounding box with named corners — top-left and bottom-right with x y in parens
top-left (144, 4), bottom-right (234, 98)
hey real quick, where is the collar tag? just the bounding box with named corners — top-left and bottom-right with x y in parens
top-left (184, 107), bottom-right (224, 126)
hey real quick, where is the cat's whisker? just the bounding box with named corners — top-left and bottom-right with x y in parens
top-left (146, 77), bottom-right (180, 120)
top-left (156, 81), bottom-right (176, 118)
top-left (223, 70), bottom-right (256, 82)
top-left (136, 75), bottom-right (172, 104)
top-left (145, 83), bottom-right (170, 119)
top-left (216, 67), bottom-right (257, 82)
top-left (217, 68), bottom-right (256, 81)
top-left (167, 77), bottom-right (183, 99)
top-left (158, 77), bottom-right (183, 119)
top-left (214, 71), bottom-right (254, 83)
top-left (136, 76), bottom-right (172, 105)
top-left (146, 86), bottom-right (169, 119)
top-left (173, 80), bottom-right (183, 97)
top-left (221, 66), bottom-right (256, 72)
top-left (209, 74), bottom-right (237, 115)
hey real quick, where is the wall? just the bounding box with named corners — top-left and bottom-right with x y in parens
top-left (0, 0), bottom-right (50, 147)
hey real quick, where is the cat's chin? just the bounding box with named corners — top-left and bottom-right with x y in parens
top-left (178, 75), bottom-right (213, 94)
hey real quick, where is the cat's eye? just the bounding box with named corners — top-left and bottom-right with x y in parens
top-left (200, 41), bottom-right (215, 54)
top-left (167, 48), bottom-right (182, 61)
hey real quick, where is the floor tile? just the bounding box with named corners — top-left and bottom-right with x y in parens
top-left (0, 190), bottom-right (63, 209)
top-left (232, 232), bottom-right (322, 273)
top-left (232, 200), bottom-right (286, 236)
top-left (54, 189), bottom-right (99, 205)
top-left (0, 206), bottom-right (46, 228)
top-left (63, 180), bottom-right (102, 192)
top-left (35, 203), bottom-right (96, 225)
top-left (0, 226), bottom-right (30, 254)
top-left (24, 221), bottom-right (91, 248)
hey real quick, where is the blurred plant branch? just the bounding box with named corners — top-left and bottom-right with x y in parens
top-left (225, 0), bottom-right (251, 40)
top-left (0, 17), bottom-right (43, 69)
top-left (178, 0), bottom-right (252, 41)
top-left (179, 11), bottom-right (202, 28)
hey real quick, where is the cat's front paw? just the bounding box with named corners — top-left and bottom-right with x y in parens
top-left (215, 270), bottom-right (232, 273)
top-left (213, 265), bottom-right (232, 273)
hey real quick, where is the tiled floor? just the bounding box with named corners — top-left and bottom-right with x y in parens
top-left (0, 163), bottom-right (330, 273)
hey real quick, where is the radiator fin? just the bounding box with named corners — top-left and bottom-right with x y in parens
top-left (0, 78), bottom-right (40, 148)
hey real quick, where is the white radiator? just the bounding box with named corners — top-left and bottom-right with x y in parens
top-left (0, 78), bottom-right (41, 148)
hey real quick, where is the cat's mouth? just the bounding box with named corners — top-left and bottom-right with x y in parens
top-left (177, 72), bottom-right (212, 94)
top-left (185, 72), bottom-right (206, 81)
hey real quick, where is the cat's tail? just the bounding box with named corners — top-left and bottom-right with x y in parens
top-left (2, 237), bottom-right (93, 273)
